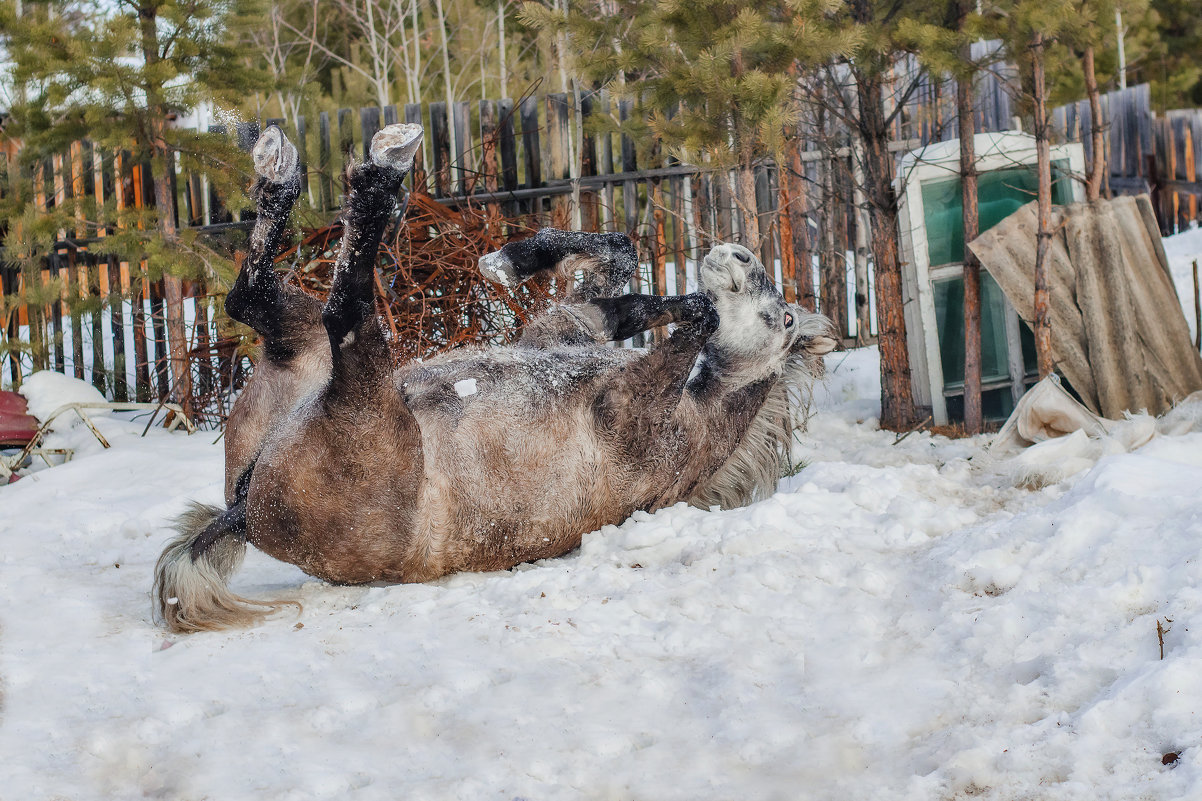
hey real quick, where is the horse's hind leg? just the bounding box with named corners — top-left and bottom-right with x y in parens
top-left (244, 124), bottom-right (430, 585)
top-left (320, 123), bottom-right (424, 373)
top-left (480, 229), bottom-right (636, 301)
top-left (225, 126), bottom-right (323, 359)
top-left (223, 126), bottom-right (329, 501)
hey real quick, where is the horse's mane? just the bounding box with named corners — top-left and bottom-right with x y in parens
top-left (688, 351), bottom-right (822, 510)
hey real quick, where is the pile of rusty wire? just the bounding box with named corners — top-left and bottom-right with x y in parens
top-left (183, 191), bottom-right (560, 429)
top-left (282, 192), bottom-right (552, 366)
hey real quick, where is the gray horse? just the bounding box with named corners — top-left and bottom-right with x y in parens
top-left (153, 123), bottom-right (836, 633)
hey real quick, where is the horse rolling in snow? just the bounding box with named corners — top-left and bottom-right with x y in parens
top-left (153, 123), bottom-right (837, 633)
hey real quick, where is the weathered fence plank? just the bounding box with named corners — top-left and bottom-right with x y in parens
top-left (429, 102), bottom-right (451, 197)
top-left (403, 103), bottom-right (425, 193)
top-left (317, 112), bottom-right (333, 211)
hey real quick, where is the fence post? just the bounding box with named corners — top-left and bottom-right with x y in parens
top-left (497, 98), bottom-right (519, 216)
top-left (404, 103), bottom-right (426, 194)
top-left (596, 90), bottom-right (615, 232)
top-left (520, 96), bottom-right (542, 216)
top-left (360, 107), bottom-right (381, 162)
top-left (429, 101), bottom-right (451, 197)
top-left (547, 93), bottom-right (571, 224)
top-left (754, 164), bottom-right (775, 280)
top-left (317, 112), bottom-right (333, 211)
top-left (453, 100), bottom-right (472, 196)
top-left (580, 92), bottom-right (599, 233)
top-left (337, 108), bottom-right (354, 205)
top-left (126, 155), bottom-right (152, 402)
top-left (480, 99), bottom-right (501, 235)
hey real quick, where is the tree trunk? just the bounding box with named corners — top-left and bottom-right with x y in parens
top-left (138, 3), bottom-right (192, 415)
top-left (498, 0), bottom-right (508, 97)
top-left (1115, 8), bottom-right (1127, 91)
top-left (857, 70), bottom-right (916, 430)
top-left (850, 133), bottom-right (872, 345)
top-left (1083, 44), bottom-right (1106, 202)
top-left (784, 129), bottom-right (814, 311)
top-left (433, 0), bottom-right (457, 176)
top-left (959, 54), bottom-right (983, 433)
top-left (1032, 31), bottom-right (1055, 378)
top-left (819, 154), bottom-right (847, 338)
top-left (736, 160), bottom-right (761, 246)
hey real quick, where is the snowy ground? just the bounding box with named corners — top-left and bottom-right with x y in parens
top-left (3, 235), bottom-right (1202, 800)
top-left (1165, 224), bottom-right (1202, 344)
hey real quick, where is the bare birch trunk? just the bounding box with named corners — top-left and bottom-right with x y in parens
top-left (412, 0), bottom-right (422, 101)
top-left (433, 0), bottom-right (457, 171)
top-left (498, 0), bottom-right (508, 97)
top-left (850, 132), bottom-right (872, 345)
top-left (362, 0), bottom-right (390, 110)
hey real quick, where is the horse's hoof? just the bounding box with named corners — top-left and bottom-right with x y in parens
top-left (478, 249), bottom-right (518, 287)
top-left (252, 125), bottom-right (299, 184)
top-left (370, 124), bottom-right (424, 173)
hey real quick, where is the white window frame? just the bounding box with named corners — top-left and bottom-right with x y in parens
top-left (896, 131), bottom-right (1086, 424)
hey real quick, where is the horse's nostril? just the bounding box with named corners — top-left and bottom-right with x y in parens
top-left (733, 250), bottom-right (751, 263)
top-left (784, 312), bottom-right (794, 328)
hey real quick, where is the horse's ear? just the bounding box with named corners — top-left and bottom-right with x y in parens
top-left (799, 334), bottom-right (838, 356)
top-left (791, 310), bottom-right (839, 356)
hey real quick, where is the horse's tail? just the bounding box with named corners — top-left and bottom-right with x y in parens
top-left (152, 500), bottom-right (299, 633)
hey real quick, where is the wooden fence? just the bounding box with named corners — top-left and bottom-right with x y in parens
top-left (4, 77), bottom-right (1202, 425)
top-left (1052, 83), bottom-right (1202, 234)
top-left (3, 87), bottom-right (932, 414)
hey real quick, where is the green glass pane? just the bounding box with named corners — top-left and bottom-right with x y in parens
top-left (922, 161), bottom-right (1073, 268)
top-left (934, 275), bottom-right (965, 384)
top-left (934, 272), bottom-right (1012, 390)
top-left (944, 387), bottom-right (1015, 423)
top-left (923, 176), bottom-right (965, 269)
top-left (981, 387), bottom-right (1016, 421)
top-left (979, 274), bottom-right (1010, 382)
top-left (1020, 319), bottom-right (1038, 377)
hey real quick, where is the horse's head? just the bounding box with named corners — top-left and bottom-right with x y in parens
top-left (698, 243), bottom-right (837, 382)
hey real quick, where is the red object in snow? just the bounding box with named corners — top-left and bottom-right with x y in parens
top-left (0, 390), bottom-right (39, 447)
top-left (1, 391), bottom-right (40, 484)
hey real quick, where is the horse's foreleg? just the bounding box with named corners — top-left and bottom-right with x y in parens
top-left (520, 292), bottom-right (715, 347)
top-left (480, 229), bottom-right (636, 300)
top-left (225, 126), bottom-right (321, 359)
top-left (320, 124), bottom-right (423, 374)
top-left (586, 293), bottom-right (719, 342)
top-left (596, 293), bottom-right (718, 435)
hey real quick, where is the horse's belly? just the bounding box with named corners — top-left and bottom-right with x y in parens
top-left (411, 402), bottom-right (627, 576)
top-left (245, 398), bottom-right (424, 584)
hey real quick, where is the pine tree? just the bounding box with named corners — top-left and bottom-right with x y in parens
top-left (1058, 0), bottom-right (1150, 200)
top-left (994, 0), bottom-right (1078, 379)
top-left (1144, 0), bottom-right (1202, 108)
top-left (522, 0), bottom-right (854, 247)
top-left (1, 0), bottom-right (268, 406)
top-left (901, 2), bottom-right (990, 430)
top-left (807, 0), bottom-right (942, 431)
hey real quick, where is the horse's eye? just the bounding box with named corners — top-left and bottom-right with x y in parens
top-left (733, 250), bottom-right (751, 263)
top-left (784, 312), bottom-right (794, 328)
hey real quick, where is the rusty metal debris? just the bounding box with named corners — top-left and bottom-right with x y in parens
top-left (183, 196), bottom-right (552, 427)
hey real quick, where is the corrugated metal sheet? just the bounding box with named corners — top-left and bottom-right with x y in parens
top-left (969, 194), bottom-right (1202, 418)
